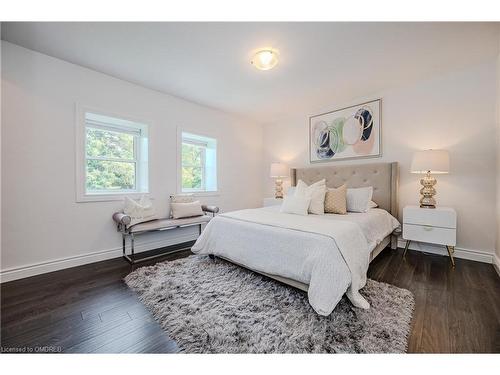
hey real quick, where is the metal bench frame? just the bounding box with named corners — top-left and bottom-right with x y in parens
top-left (121, 221), bottom-right (205, 264)
top-left (113, 206), bottom-right (218, 265)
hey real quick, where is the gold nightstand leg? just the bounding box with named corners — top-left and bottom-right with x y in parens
top-left (446, 246), bottom-right (456, 267)
top-left (403, 240), bottom-right (411, 258)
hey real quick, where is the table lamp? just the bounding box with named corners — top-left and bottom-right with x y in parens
top-left (411, 149), bottom-right (449, 208)
top-left (270, 162), bottom-right (289, 199)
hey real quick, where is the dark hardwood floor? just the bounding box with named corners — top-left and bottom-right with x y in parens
top-left (1, 247), bottom-right (499, 353)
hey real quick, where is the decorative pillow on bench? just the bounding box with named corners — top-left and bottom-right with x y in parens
top-left (169, 194), bottom-right (205, 219)
top-left (170, 194), bottom-right (196, 203)
top-left (171, 200), bottom-right (204, 219)
top-left (124, 195), bottom-right (158, 226)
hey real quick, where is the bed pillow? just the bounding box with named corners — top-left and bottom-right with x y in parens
top-left (295, 179), bottom-right (326, 215)
top-left (346, 187), bottom-right (373, 213)
top-left (280, 195), bottom-right (311, 216)
top-left (368, 200), bottom-right (378, 209)
top-left (324, 185), bottom-right (347, 214)
top-left (286, 186), bottom-right (297, 197)
top-left (123, 195), bottom-right (158, 226)
top-left (171, 200), bottom-right (204, 219)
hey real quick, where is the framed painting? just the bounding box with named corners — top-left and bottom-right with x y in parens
top-left (309, 99), bottom-right (381, 163)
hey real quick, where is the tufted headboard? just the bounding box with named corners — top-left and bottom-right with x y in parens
top-left (290, 162), bottom-right (399, 220)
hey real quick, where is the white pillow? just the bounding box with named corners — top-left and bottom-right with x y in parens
top-left (171, 194), bottom-right (195, 203)
top-left (346, 187), bottom-right (373, 213)
top-left (124, 195), bottom-right (157, 226)
top-left (280, 195), bottom-right (311, 216)
top-left (171, 200), bottom-right (204, 219)
top-left (295, 179), bottom-right (326, 215)
top-left (286, 186), bottom-right (297, 196)
top-left (368, 200), bottom-right (378, 209)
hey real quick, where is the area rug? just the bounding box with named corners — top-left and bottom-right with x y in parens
top-left (124, 255), bottom-right (414, 353)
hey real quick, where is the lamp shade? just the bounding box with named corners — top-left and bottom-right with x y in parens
top-left (270, 162), bottom-right (289, 178)
top-left (411, 150), bottom-right (450, 174)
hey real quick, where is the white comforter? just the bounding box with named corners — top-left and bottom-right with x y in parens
top-left (191, 206), bottom-right (399, 316)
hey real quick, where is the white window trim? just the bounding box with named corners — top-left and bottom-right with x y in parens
top-left (75, 104), bottom-right (151, 202)
top-left (177, 127), bottom-right (220, 196)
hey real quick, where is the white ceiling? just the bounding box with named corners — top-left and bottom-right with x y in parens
top-left (2, 22), bottom-right (499, 123)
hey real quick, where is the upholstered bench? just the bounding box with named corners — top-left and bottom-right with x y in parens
top-left (113, 205), bottom-right (219, 264)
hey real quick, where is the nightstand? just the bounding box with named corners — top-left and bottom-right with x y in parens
top-left (263, 197), bottom-right (283, 207)
top-left (402, 205), bottom-right (457, 266)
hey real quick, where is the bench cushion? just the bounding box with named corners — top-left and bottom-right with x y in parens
top-left (129, 215), bottom-right (212, 233)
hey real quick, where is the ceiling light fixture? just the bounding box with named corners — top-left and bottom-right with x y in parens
top-left (251, 49), bottom-right (279, 71)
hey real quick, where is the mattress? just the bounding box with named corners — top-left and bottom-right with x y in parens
top-left (192, 206), bottom-right (399, 315)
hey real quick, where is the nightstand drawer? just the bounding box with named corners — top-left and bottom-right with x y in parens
top-left (403, 206), bottom-right (456, 229)
top-left (403, 223), bottom-right (456, 246)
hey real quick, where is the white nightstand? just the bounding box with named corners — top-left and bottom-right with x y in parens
top-left (402, 205), bottom-right (457, 266)
top-left (263, 197), bottom-right (283, 207)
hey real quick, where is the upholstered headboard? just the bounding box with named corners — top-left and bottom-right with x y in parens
top-left (290, 162), bottom-right (399, 220)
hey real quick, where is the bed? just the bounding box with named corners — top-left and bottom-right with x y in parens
top-left (191, 162), bottom-right (400, 316)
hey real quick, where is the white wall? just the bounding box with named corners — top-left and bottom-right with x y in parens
top-left (0, 26), bottom-right (2, 268)
top-left (496, 43), bottom-right (500, 270)
top-left (2, 38), bottom-right (499, 281)
top-left (263, 60), bottom-right (498, 260)
top-left (1, 42), bottom-right (264, 281)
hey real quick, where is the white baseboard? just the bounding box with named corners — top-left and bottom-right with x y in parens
top-left (0, 233), bottom-right (197, 283)
top-left (3, 235), bottom-right (497, 283)
top-left (396, 238), bottom-right (494, 264)
top-left (493, 254), bottom-right (500, 277)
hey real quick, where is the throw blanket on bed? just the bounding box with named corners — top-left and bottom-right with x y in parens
top-left (192, 207), bottom-right (373, 315)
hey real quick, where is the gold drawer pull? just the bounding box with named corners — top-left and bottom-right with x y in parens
top-left (423, 226), bottom-right (433, 231)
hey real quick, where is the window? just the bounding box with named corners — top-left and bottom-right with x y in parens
top-left (181, 132), bottom-right (217, 193)
top-left (77, 109), bottom-right (149, 201)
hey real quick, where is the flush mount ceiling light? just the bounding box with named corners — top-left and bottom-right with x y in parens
top-left (251, 49), bottom-right (279, 70)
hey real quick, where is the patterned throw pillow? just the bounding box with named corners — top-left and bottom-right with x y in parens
top-left (324, 185), bottom-right (347, 214)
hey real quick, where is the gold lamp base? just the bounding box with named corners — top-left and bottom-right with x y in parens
top-left (419, 172), bottom-right (437, 209)
top-left (274, 179), bottom-right (284, 199)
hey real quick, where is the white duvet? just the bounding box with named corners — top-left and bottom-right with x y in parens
top-left (191, 206), bottom-right (399, 316)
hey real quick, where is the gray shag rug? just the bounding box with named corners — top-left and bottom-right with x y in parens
top-left (125, 255), bottom-right (414, 353)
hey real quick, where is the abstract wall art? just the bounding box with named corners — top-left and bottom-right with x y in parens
top-left (309, 99), bottom-right (381, 163)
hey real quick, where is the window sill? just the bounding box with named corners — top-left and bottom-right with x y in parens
top-left (76, 191), bottom-right (151, 203)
